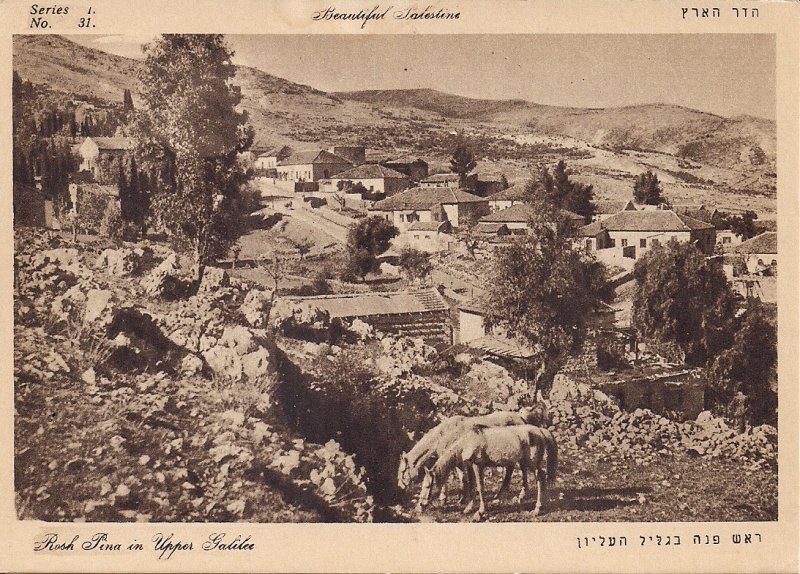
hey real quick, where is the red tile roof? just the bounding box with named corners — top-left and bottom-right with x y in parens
top-left (579, 209), bottom-right (713, 235)
top-left (371, 187), bottom-right (487, 211)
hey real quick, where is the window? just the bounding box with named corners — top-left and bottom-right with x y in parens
top-left (609, 238), bottom-right (616, 247)
top-left (722, 236), bottom-right (731, 244)
top-left (640, 238), bottom-right (647, 248)
top-left (585, 239), bottom-right (593, 251)
top-left (652, 238), bottom-right (660, 247)
top-left (621, 238), bottom-right (628, 247)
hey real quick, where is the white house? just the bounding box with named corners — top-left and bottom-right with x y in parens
top-left (318, 164), bottom-right (409, 196)
top-left (577, 209), bottom-right (716, 262)
top-left (276, 150), bottom-right (352, 182)
top-left (369, 187), bottom-right (489, 232)
top-left (487, 184), bottom-right (527, 212)
top-left (77, 136), bottom-right (132, 177)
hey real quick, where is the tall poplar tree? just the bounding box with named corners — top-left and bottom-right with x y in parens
top-left (133, 34), bottom-right (253, 283)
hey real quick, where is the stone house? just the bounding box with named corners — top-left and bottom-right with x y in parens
top-left (577, 209), bottom-right (716, 260)
top-left (597, 368), bottom-right (706, 421)
top-left (318, 164), bottom-right (409, 197)
top-left (77, 136), bottom-right (133, 179)
top-left (380, 156), bottom-right (429, 183)
top-left (329, 145), bottom-right (366, 166)
top-left (369, 187), bottom-right (489, 232)
top-left (732, 231), bottom-right (778, 274)
top-left (276, 150), bottom-right (352, 182)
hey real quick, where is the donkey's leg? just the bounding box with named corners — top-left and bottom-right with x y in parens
top-left (495, 466), bottom-right (514, 499)
top-left (530, 445), bottom-right (544, 516)
top-left (455, 466), bottom-right (469, 504)
top-left (462, 464), bottom-right (475, 514)
top-left (472, 464), bottom-right (486, 519)
top-left (531, 469), bottom-right (544, 516)
top-left (438, 473), bottom-right (449, 504)
top-left (517, 464), bottom-right (528, 505)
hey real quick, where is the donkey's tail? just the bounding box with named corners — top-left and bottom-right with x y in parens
top-left (541, 428), bottom-right (558, 483)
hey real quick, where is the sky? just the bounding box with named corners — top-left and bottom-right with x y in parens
top-left (66, 34), bottom-right (776, 120)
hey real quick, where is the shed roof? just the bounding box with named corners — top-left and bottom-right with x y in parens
top-left (733, 232), bottom-right (777, 254)
top-left (465, 334), bottom-right (537, 359)
top-left (371, 187), bottom-right (487, 211)
top-left (284, 288), bottom-right (448, 319)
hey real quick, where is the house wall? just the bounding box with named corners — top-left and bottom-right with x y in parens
top-left (373, 209), bottom-right (434, 231)
top-left (78, 139), bottom-right (100, 172)
top-left (405, 230), bottom-right (451, 253)
top-left (716, 230), bottom-right (742, 247)
top-left (383, 161), bottom-right (429, 182)
top-left (599, 373), bottom-right (705, 421)
top-left (276, 162), bottom-right (351, 182)
top-left (255, 156), bottom-right (277, 170)
top-left (458, 310), bottom-right (486, 343)
top-left (605, 230), bottom-right (691, 259)
top-left (444, 202), bottom-right (488, 227)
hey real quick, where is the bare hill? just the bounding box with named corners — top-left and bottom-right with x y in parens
top-left (339, 89), bottom-right (776, 172)
top-left (12, 35), bottom-right (776, 208)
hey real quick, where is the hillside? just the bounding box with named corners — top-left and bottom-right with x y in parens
top-left (13, 35), bottom-right (777, 213)
top-left (339, 89), bottom-right (776, 172)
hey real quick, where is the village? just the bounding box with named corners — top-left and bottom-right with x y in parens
top-left (11, 34), bottom-right (779, 524)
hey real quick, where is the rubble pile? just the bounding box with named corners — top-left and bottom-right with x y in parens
top-left (548, 374), bottom-right (777, 465)
top-left (374, 336), bottom-right (438, 378)
top-left (13, 228), bottom-right (377, 522)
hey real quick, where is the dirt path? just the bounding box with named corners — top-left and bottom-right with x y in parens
top-left (410, 450), bottom-right (777, 523)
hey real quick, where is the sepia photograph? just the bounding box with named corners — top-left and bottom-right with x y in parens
top-left (11, 31), bottom-right (781, 525)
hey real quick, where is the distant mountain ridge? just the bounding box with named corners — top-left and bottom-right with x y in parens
top-left (13, 35), bottom-right (775, 174)
top-left (338, 88), bottom-right (776, 170)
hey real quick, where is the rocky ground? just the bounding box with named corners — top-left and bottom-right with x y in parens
top-left (13, 227), bottom-right (778, 523)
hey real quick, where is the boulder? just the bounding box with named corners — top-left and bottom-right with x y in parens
top-left (84, 289), bottom-right (114, 324)
top-left (202, 345), bottom-right (243, 382)
top-left (198, 266), bottom-right (230, 293)
top-left (239, 289), bottom-right (272, 328)
top-left (241, 346), bottom-right (274, 382)
top-left (347, 318), bottom-right (375, 341)
top-left (140, 254), bottom-right (183, 298)
top-left (218, 325), bottom-right (257, 355)
top-left (180, 354), bottom-right (204, 377)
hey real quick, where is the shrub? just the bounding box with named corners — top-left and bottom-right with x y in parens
top-left (100, 201), bottom-right (139, 241)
